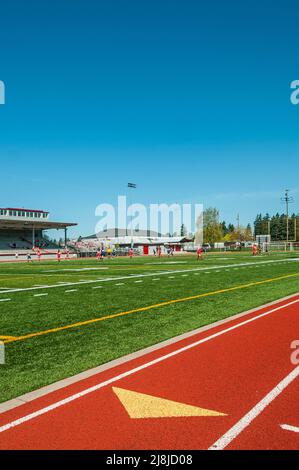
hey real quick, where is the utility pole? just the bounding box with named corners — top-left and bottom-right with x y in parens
top-left (128, 182), bottom-right (137, 249)
top-left (281, 189), bottom-right (294, 243)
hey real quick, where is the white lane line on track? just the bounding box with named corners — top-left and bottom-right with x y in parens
top-left (0, 297), bottom-right (298, 435)
top-left (209, 364), bottom-right (299, 450)
top-left (33, 293), bottom-right (48, 297)
top-left (280, 424), bottom-right (299, 433)
top-left (0, 258), bottom-right (298, 296)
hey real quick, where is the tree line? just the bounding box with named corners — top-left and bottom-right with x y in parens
top-left (193, 208), bottom-right (299, 244)
top-left (254, 213), bottom-right (298, 241)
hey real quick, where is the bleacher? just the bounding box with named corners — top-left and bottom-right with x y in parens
top-left (0, 207), bottom-right (77, 260)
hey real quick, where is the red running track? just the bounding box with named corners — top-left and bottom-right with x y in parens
top-left (0, 294), bottom-right (299, 450)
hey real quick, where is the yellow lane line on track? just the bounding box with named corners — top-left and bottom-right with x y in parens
top-left (3, 272), bottom-right (299, 345)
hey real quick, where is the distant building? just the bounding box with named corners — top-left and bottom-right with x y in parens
top-left (72, 228), bottom-right (193, 255)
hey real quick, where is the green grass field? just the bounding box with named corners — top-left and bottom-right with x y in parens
top-left (0, 251), bottom-right (298, 403)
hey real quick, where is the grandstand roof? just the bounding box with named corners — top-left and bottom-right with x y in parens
top-left (0, 219), bottom-right (77, 231)
top-left (0, 208), bottom-right (49, 214)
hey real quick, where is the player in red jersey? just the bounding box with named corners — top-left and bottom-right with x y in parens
top-left (96, 249), bottom-right (101, 260)
top-left (57, 249), bottom-right (61, 262)
top-left (197, 246), bottom-right (202, 260)
top-left (129, 248), bottom-right (134, 258)
top-left (37, 248), bottom-right (41, 261)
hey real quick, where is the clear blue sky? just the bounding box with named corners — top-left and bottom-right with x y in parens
top-left (0, 0), bottom-right (298, 237)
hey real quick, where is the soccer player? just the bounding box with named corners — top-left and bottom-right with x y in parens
top-left (27, 253), bottom-right (32, 263)
top-left (37, 248), bottom-right (41, 261)
top-left (57, 249), bottom-right (61, 262)
top-left (129, 247), bottom-right (134, 258)
top-left (197, 246), bottom-right (203, 260)
top-left (96, 249), bottom-right (101, 261)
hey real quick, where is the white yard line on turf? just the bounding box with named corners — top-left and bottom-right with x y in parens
top-left (43, 268), bottom-right (109, 272)
top-left (0, 299), bottom-right (11, 302)
top-left (0, 258), bottom-right (298, 296)
top-left (209, 365), bottom-right (299, 450)
top-left (33, 294), bottom-right (48, 297)
top-left (0, 297), bottom-right (298, 434)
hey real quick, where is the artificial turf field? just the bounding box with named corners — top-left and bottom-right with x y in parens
top-left (0, 252), bottom-right (298, 404)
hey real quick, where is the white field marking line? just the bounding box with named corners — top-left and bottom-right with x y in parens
top-left (43, 268), bottom-right (109, 272)
top-left (209, 364), bottom-right (299, 450)
top-left (92, 286), bottom-right (103, 289)
top-left (33, 293), bottom-right (48, 297)
top-left (0, 297), bottom-right (298, 435)
top-left (0, 298), bottom-right (11, 302)
top-left (115, 283), bottom-right (125, 286)
top-left (134, 280), bottom-right (143, 283)
top-left (0, 258), bottom-right (298, 296)
top-left (65, 289), bottom-right (77, 293)
top-left (152, 278), bottom-right (160, 281)
top-left (280, 424), bottom-right (299, 433)
top-left (148, 261), bottom-right (187, 265)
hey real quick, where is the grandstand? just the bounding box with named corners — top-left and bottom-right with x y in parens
top-left (0, 207), bottom-right (77, 259)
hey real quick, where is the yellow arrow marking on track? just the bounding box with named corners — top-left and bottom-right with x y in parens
top-left (112, 387), bottom-right (227, 419)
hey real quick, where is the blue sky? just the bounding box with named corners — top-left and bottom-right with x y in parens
top-left (0, 0), bottom-right (298, 237)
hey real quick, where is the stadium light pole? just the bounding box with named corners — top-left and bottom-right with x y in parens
top-left (281, 189), bottom-right (294, 243)
top-left (128, 183), bottom-right (137, 249)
